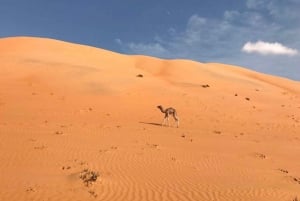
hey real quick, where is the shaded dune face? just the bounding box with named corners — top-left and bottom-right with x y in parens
top-left (0, 37), bottom-right (300, 201)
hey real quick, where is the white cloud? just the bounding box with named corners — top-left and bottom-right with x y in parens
top-left (242, 41), bottom-right (298, 56)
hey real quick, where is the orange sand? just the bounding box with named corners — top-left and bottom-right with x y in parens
top-left (0, 37), bottom-right (300, 201)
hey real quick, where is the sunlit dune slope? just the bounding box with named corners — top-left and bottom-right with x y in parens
top-left (1, 37), bottom-right (299, 94)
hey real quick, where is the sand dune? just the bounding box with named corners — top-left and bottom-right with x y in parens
top-left (0, 36), bottom-right (300, 201)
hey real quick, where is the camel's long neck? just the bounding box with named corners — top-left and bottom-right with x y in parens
top-left (158, 107), bottom-right (166, 113)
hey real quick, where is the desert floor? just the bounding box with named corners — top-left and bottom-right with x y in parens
top-left (0, 37), bottom-right (300, 201)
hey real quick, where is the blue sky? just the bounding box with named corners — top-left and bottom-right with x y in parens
top-left (1, 0), bottom-right (299, 80)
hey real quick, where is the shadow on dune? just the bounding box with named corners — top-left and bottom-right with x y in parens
top-left (139, 122), bottom-right (162, 127)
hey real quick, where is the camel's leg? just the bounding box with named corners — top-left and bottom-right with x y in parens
top-left (162, 114), bottom-right (169, 127)
top-left (173, 114), bottom-right (179, 128)
top-left (162, 117), bottom-right (166, 126)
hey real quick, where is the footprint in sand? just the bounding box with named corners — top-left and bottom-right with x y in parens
top-left (34, 145), bottom-right (47, 150)
top-left (28, 138), bottom-right (37, 142)
top-left (213, 130), bottom-right (222, 135)
top-left (291, 177), bottom-right (300, 185)
top-left (253, 152), bottom-right (266, 159)
top-left (55, 131), bottom-right (63, 135)
top-left (62, 166), bottom-right (71, 170)
top-left (146, 143), bottom-right (159, 149)
top-left (99, 149), bottom-right (109, 154)
top-left (88, 190), bottom-right (98, 198)
top-left (99, 146), bottom-right (118, 154)
top-left (26, 187), bottom-right (36, 193)
top-left (278, 168), bottom-right (289, 174)
top-left (61, 160), bottom-right (89, 173)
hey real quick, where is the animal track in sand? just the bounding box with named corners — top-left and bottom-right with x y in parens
top-left (213, 130), bottom-right (222, 135)
top-left (278, 168), bottom-right (289, 174)
top-left (28, 138), bottom-right (37, 142)
top-left (285, 176), bottom-right (300, 186)
top-left (99, 146), bottom-right (118, 154)
top-left (55, 131), bottom-right (63, 135)
top-left (146, 143), bottom-right (159, 149)
top-left (61, 159), bottom-right (88, 172)
top-left (25, 187), bottom-right (36, 193)
top-left (201, 84), bottom-right (210, 88)
top-left (235, 133), bottom-right (246, 138)
top-left (88, 190), bottom-right (98, 198)
top-left (291, 177), bottom-right (300, 185)
top-left (253, 152), bottom-right (267, 159)
top-left (99, 149), bottom-right (109, 154)
top-left (34, 145), bottom-right (47, 150)
top-left (180, 133), bottom-right (193, 142)
top-left (54, 124), bottom-right (72, 135)
top-left (62, 168), bottom-right (99, 198)
top-left (288, 115), bottom-right (299, 123)
top-left (62, 166), bottom-right (71, 170)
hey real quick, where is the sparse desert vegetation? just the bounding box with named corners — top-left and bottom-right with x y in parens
top-left (79, 169), bottom-right (99, 186)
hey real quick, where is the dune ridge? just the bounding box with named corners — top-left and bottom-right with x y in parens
top-left (0, 36), bottom-right (299, 201)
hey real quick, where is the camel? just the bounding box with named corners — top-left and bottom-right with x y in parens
top-left (157, 105), bottom-right (179, 128)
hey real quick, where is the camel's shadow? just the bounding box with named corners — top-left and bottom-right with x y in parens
top-left (139, 122), bottom-right (162, 127)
